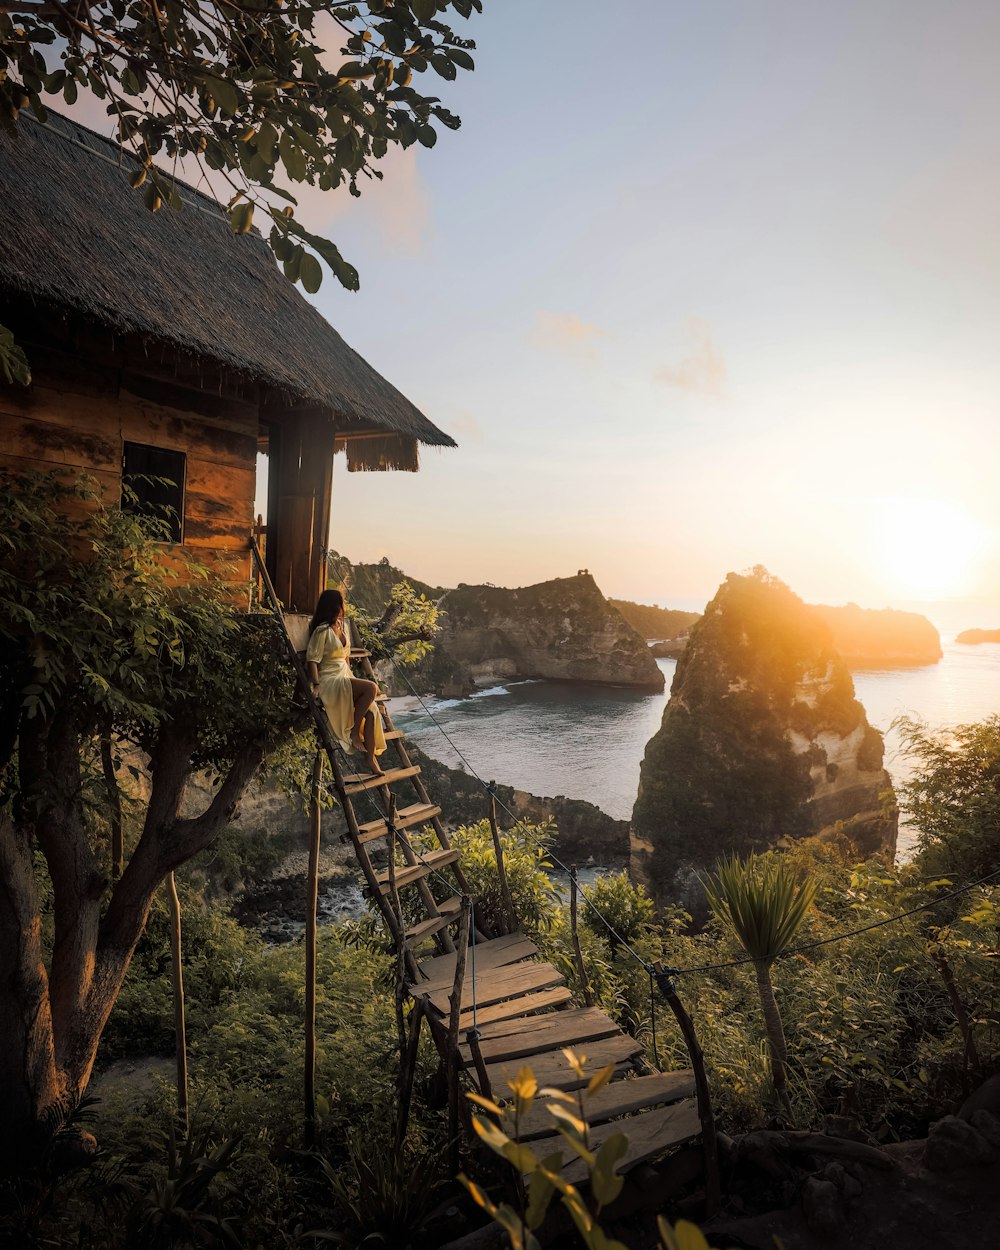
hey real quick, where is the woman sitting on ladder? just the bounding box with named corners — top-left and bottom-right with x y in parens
top-left (306, 588), bottom-right (386, 776)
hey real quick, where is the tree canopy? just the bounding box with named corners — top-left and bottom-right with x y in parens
top-left (0, 1), bottom-right (479, 295)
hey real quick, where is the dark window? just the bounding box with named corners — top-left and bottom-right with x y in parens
top-left (121, 442), bottom-right (186, 542)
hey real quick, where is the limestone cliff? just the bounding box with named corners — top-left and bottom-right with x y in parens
top-left (421, 574), bottom-right (665, 696)
top-left (957, 627), bottom-right (1000, 645)
top-left (630, 569), bottom-right (897, 908)
top-left (812, 603), bottom-right (942, 666)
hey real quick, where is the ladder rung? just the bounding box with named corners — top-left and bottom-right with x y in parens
top-left (343, 765), bottom-right (419, 795)
top-left (373, 848), bottom-right (460, 894)
top-left (355, 803), bottom-right (442, 845)
top-left (403, 896), bottom-right (464, 948)
top-left (383, 729), bottom-right (403, 741)
top-left (349, 649), bottom-right (371, 658)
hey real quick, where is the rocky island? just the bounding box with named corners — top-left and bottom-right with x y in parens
top-left (631, 568), bottom-right (897, 910)
top-left (957, 627), bottom-right (1000, 645)
top-left (812, 602), bottom-right (942, 666)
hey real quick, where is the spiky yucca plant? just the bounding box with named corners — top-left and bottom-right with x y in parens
top-left (703, 853), bottom-right (816, 1116)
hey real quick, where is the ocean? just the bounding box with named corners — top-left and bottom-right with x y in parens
top-left (392, 619), bottom-right (1000, 862)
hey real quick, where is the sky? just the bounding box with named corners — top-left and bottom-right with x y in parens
top-left (67, 1), bottom-right (1000, 615)
top-left (285, 0), bottom-right (1000, 617)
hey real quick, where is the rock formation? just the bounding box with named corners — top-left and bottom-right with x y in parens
top-left (957, 627), bottom-right (1000, 645)
top-left (812, 603), bottom-right (942, 666)
top-left (421, 573), bottom-right (665, 696)
top-left (631, 568), bottom-right (897, 909)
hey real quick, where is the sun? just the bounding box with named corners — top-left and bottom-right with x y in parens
top-left (876, 497), bottom-right (985, 600)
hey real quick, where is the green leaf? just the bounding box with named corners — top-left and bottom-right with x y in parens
top-left (0, 323), bottom-right (31, 387)
top-left (299, 251), bottom-right (322, 294)
top-left (279, 130), bottom-right (307, 182)
top-left (417, 123), bottom-right (437, 148)
top-left (412, 0), bottom-right (438, 22)
top-left (590, 1132), bottom-right (628, 1207)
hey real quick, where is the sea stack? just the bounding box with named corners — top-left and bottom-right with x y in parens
top-left (421, 573), bottom-right (665, 696)
top-left (630, 567), bottom-right (897, 909)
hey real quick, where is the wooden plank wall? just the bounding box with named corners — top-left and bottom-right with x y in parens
top-left (0, 345), bottom-right (258, 595)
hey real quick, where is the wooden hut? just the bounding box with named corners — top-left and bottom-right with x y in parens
top-left (0, 110), bottom-right (454, 611)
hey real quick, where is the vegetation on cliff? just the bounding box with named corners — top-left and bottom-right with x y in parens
top-left (328, 550), bottom-right (444, 618)
top-left (632, 568), bottom-right (893, 899)
top-left (609, 599), bottom-right (702, 641)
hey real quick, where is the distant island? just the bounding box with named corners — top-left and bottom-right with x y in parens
top-left (957, 627), bottom-right (1000, 645)
top-left (609, 598), bottom-right (701, 641)
top-left (811, 602), bottom-right (942, 666)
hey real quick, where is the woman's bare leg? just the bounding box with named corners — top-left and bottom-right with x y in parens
top-left (350, 678), bottom-right (377, 749)
top-left (363, 710), bottom-right (383, 775)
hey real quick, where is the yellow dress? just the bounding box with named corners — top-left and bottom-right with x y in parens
top-left (306, 623), bottom-right (386, 758)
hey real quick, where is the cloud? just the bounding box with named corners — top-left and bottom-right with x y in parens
top-left (533, 311), bottom-right (606, 360)
top-left (655, 319), bottom-right (727, 396)
top-left (443, 411), bottom-right (485, 445)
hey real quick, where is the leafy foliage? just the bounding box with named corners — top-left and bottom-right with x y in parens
top-left (702, 854), bottom-right (817, 964)
top-left (895, 714), bottom-right (1000, 880)
top-left (0, 1), bottom-right (481, 294)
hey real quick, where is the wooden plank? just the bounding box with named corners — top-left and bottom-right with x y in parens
top-left (183, 516), bottom-right (253, 549)
top-left (404, 896), bottom-right (464, 948)
top-left (458, 1007), bottom-right (621, 1067)
top-left (0, 413), bottom-right (119, 472)
top-left (185, 457), bottom-right (255, 505)
top-left (0, 452), bottom-right (119, 500)
top-left (456, 986), bottom-right (573, 1032)
top-left (424, 961), bottom-right (564, 1015)
top-left (119, 383), bottom-right (259, 444)
top-left (414, 933), bottom-right (538, 989)
top-left (527, 1099), bottom-right (702, 1184)
top-left (344, 764), bottom-right (419, 795)
top-left (484, 1035), bottom-right (642, 1096)
top-left (372, 848), bottom-right (459, 894)
top-left (357, 804), bottom-right (442, 845)
top-left (516, 1071), bottom-right (697, 1141)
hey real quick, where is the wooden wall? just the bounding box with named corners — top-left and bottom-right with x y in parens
top-left (0, 334), bottom-right (259, 597)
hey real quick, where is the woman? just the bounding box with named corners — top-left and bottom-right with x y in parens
top-left (306, 589), bottom-right (386, 775)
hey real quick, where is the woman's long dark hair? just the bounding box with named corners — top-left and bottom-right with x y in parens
top-left (309, 588), bottom-right (345, 637)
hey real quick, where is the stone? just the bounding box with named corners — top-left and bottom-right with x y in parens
top-left (924, 1115), bottom-right (996, 1171)
top-left (801, 1176), bottom-right (845, 1236)
top-left (630, 568), bottom-right (898, 908)
top-left (968, 1109), bottom-right (1000, 1151)
top-left (958, 1072), bottom-right (1000, 1123)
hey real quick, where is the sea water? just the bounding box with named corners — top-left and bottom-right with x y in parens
top-left (392, 629), bottom-right (1000, 861)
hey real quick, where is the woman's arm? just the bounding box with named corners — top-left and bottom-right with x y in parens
top-left (307, 660), bottom-right (321, 697)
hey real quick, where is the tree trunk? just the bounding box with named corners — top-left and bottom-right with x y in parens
top-left (167, 871), bottom-right (189, 1133)
top-left (754, 959), bottom-right (792, 1119)
top-left (0, 811), bottom-right (66, 1172)
top-left (1, 718), bottom-right (265, 1168)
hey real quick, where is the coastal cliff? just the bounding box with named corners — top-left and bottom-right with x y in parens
top-left (812, 603), bottom-right (942, 666)
top-left (418, 573), bottom-right (665, 696)
top-left (631, 568), bottom-right (897, 909)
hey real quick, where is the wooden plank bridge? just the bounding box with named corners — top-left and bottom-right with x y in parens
top-left (250, 539), bottom-right (709, 1189)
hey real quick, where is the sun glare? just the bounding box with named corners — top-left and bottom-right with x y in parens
top-left (876, 497), bottom-right (985, 600)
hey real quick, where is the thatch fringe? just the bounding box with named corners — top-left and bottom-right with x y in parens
top-left (345, 434), bottom-right (419, 473)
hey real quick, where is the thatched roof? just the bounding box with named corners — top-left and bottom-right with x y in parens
top-left (0, 110), bottom-right (455, 451)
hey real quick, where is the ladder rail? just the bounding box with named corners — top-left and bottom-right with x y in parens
top-left (248, 537), bottom-right (428, 972)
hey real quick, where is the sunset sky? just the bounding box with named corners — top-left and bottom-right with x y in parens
top-left (286, 0), bottom-right (999, 615)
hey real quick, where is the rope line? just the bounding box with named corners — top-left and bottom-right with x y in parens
top-left (352, 610), bottom-right (999, 981)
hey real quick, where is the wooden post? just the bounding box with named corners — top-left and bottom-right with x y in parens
top-left (466, 1028), bottom-right (494, 1104)
top-left (166, 871), bottom-right (189, 1134)
top-left (304, 750), bottom-right (323, 1148)
top-left (396, 999), bottom-right (425, 1153)
top-left (569, 869), bottom-right (594, 1007)
top-left (487, 784), bottom-right (517, 935)
top-left (653, 964), bottom-right (720, 1218)
top-left (448, 899), bottom-right (472, 1172)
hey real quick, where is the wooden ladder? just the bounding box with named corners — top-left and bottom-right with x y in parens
top-left (249, 538), bottom-right (708, 1193)
top-left (249, 539), bottom-right (483, 979)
